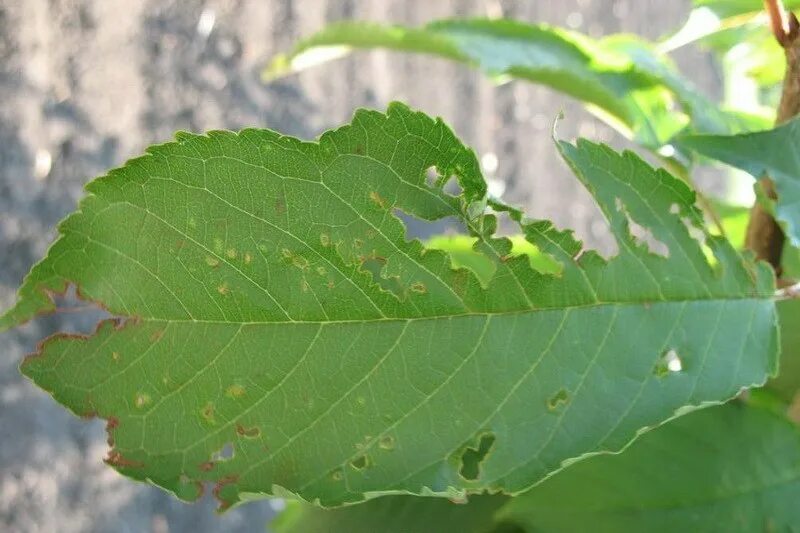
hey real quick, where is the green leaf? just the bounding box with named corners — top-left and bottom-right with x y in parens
top-left (272, 494), bottom-right (510, 533)
top-left (709, 200), bottom-right (749, 249)
top-left (265, 19), bottom-right (686, 147)
top-left (600, 35), bottom-right (754, 136)
top-left (426, 234), bottom-right (562, 286)
top-left (0, 103), bottom-right (777, 509)
top-left (265, 18), bottom-right (755, 146)
top-left (767, 299), bottom-right (800, 405)
top-left (274, 402), bottom-right (800, 533)
top-left (498, 402), bottom-right (800, 532)
top-left (680, 116), bottom-right (800, 246)
top-left (693, 0), bottom-right (800, 18)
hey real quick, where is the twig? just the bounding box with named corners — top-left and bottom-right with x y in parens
top-left (745, 0), bottom-right (800, 276)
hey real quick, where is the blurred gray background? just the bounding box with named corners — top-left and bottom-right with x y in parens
top-left (0, 1), bottom-right (720, 531)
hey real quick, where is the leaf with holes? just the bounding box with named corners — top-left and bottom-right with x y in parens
top-left (681, 116), bottom-right (800, 246)
top-left (271, 403), bottom-right (800, 532)
top-left (0, 103), bottom-right (777, 509)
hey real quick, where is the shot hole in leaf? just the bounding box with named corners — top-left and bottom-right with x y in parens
top-left (458, 433), bottom-right (496, 481)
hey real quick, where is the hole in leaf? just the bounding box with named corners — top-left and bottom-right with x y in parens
top-left (654, 349), bottom-right (683, 377)
top-left (330, 468), bottom-right (344, 481)
top-left (489, 210), bottom-right (565, 276)
top-left (680, 216), bottom-right (715, 263)
top-left (425, 165), bottom-right (440, 188)
top-left (395, 210), bottom-right (466, 240)
top-left (212, 442), bottom-right (235, 461)
top-left (459, 433), bottom-right (496, 481)
top-left (546, 388), bottom-right (570, 412)
top-left (360, 256), bottom-right (404, 297)
top-left (350, 455), bottom-right (370, 470)
top-left (40, 284), bottom-right (114, 334)
top-left (616, 198), bottom-right (669, 258)
top-left (426, 235), bottom-right (496, 287)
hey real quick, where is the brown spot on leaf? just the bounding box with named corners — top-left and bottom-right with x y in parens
top-left (199, 461), bottom-right (215, 472)
top-left (236, 424), bottom-right (261, 439)
top-left (105, 416), bottom-right (120, 446)
top-left (410, 282), bottom-right (427, 294)
top-left (213, 475), bottom-right (240, 512)
top-left (201, 402), bottom-right (216, 425)
top-left (105, 450), bottom-right (144, 469)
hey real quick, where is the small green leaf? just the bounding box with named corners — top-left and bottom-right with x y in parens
top-left (0, 103), bottom-right (777, 509)
top-left (681, 116), bottom-right (800, 246)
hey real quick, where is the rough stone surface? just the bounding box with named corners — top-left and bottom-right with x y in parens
top-left (0, 1), bottom-right (717, 531)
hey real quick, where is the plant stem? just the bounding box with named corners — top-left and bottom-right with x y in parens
top-left (745, 0), bottom-right (800, 277)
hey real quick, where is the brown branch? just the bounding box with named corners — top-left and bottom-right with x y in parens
top-left (744, 1), bottom-right (800, 276)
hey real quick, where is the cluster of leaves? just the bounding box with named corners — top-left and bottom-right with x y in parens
top-left (3, 1), bottom-right (800, 532)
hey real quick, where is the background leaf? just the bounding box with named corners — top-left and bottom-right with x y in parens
top-left (272, 494), bottom-right (511, 533)
top-left (266, 19), bottom-right (756, 147)
top-left (498, 402), bottom-right (800, 532)
top-left (681, 116), bottom-right (800, 245)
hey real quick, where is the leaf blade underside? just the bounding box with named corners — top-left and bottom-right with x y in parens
top-left (273, 403), bottom-right (800, 532)
top-left (1, 103), bottom-right (776, 508)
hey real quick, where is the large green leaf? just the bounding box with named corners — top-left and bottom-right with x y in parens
top-left (499, 401), bottom-right (800, 532)
top-left (265, 19), bottom-right (754, 146)
top-left (681, 116), bottom-right (800, 245)
top-left (266, 19), bottom-right (685, 147)
top-left (1, 103), bottom-right (776, 509)
top-left (273, 402), bottom-right (800, 533)
top-left (600, 35), bottom-right (756, 136)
